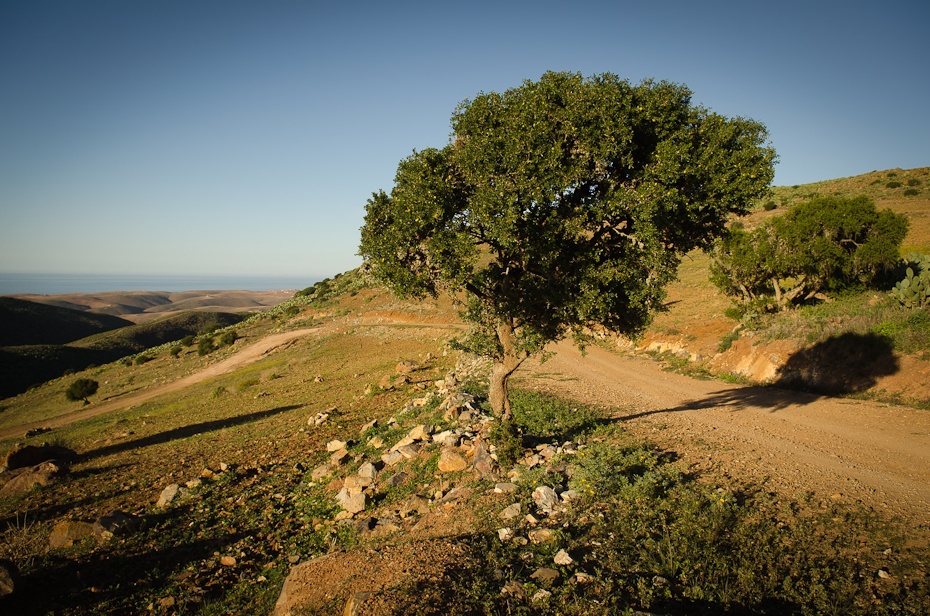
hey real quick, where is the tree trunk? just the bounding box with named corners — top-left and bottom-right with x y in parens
top-left (488, 321), bottom-right (527, 422)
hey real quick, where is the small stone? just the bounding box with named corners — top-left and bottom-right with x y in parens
top-left (553, 549), bottom-right (574, 566)
top-left (381, 450), bottom-right (404, 467)
top-left (877, 569), bottom-right (891, 579)
top-left (357, 462), bottom-right (379, 481)
top-left (330, 450), bottom-right (351, 466)
top-left (344, 591), bottom-right (372, 616)
top-left (311, 464), bottom-right (336, 479)
top-left (497, 527), bottom-right (514, 542)
top-left (472, 439), bottom-right (495, 476)
top-left (338, 490), bottom-right (368, 514)
top-left (200, 468), bottom-right (215, 479)
top-left (532, 589), bottom-right (552, 602)
top-left (288, 555), bottom-right (300, 564)
top-left (49, 520), bottom-right (96, 549)
top-left (560, 490), bottom-right (579, 502)
top-left (437, 448), bottom-right (468, 473)
top-left (500, 503), bottom-right (521, 520)
top-left (314, 375), bottom-right (324, 383)
top-left (573, 572), bottom-right (594, 584)
top-left (399, 494), bottom-right (430, 518)
top-left (500, 580), bottom-right (524, 598)
top-left (408, 425), bottom-right (432, 441)
top-left (528, 528), bottom-right (554, 544)
top-left (158, 597), bottom-right (176, 608)
top-left (221, 556), bottom-right (237, 567)
top-left (185, 478), bottom-right (202, 489)
top-left (156, 484), bottom-right (180, 507)
top-left (533, 486), bottom-right (560, 513)
top-left (367, 437), bottom-right (385, 449)
top-left (395, 360), bottom-right (419, 374)
top-left (0, 559), bottom-right (19, 599)
top-left (360, 419), bottom-right (378, 433)
top-left (494, 483), bottom-right (518, 494)
top-left (386, 472), bottom-right (408, 487)
top-left (93, 511), bottom-right (139, 538)
top-left (396, 444), bottom-right (421, 459)
top-left (326, 439), bottom-right (348, 452)
top-left (355, 517), bottom-right (377, 533)
top-left (343, 475), bottom-right (372, 495)
top-left (652, 575), bottom-right (669, 588)
top-left (530, 567), bottom-right (559, 585)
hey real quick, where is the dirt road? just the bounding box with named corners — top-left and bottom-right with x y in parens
top-left (0, 328), bottom-right (318, 440)
top-left (524, 340), bottom-right (930, 525)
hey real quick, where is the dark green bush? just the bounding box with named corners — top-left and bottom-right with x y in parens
top-left (180, 335), bottom-right (195, 347)
top-left (762, 200), bottom-right (777, 211)
top-left (65, 378), bottom-right (98, 403)
top-left (217, 330), bottom-right (238, 346)
top-left (887, 181), bottom-right (902, 188)
top-left (197, 336), bottom-right (215, 356)
top-left (907, 178), bottom-right (921, 187)
top-left (904, 188), bottom-right (919, 196)
top-left (169, 346), bottom-right (182, 358)
top-left (133, 354), bottom-right (152, 365)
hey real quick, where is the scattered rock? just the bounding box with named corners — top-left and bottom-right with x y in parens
top-left (437, 449), bottom-right (468, 473)
top-left (381, 450), bottom-right (404, 467)
top-left (343, 475), bottom-right (372, 494)
top-left (553, 549), bottom-right (574, 566)
top-left (532, 589), bottom-right (552, 602)
top-left (399, 494), bottom-right (430, 518)
top-left (530, 567), bottom-right (560, 586)
top-left (0, 559), bottom-right (19, 599)
top-left (497, 527), bottom-right (514, 542)
top-left (48, 520), bottom-right (96, 549)
top-left (221, 555), bottom-right (237, 567)
top-left (313, 375), bottom-right (324, 383)
top-left (308, 412), bottom-right (329, 426)
top-left (24, 427), bottom-right (52, 438)
top-left (311, 464), bottom-right (336, 480)
top-left (359, 419), bottom-right (378, 434)
top-left (156, 484), bottom-right (181, 507)
top-left (355, 517), bottom-right (377, 534)
top-left (330, 450), bottom-right (351, 466)
top-left (357, 462), bottom-right (379, 481)
top-left (494, 482), bottom-right (517, 494)
top-left (395, 360), bottom-right (420, 374)
top-left (337, 490), bottom-right (368, 515)
top-left (158, 596), bottom-right (176, 608)
top-left (367, 437), bottom-right (385, 449)
top-left (500, 503), bottom-right (521, 520)
top-left (472, 439), bottom-right (495, 476)
top-left (877, 569), bottom-right (891, 579)
top-left (532, 485), bottom-right (560, 514)
top-left (407, 424), bottom-right (432, 441)
top-left (0, 460), bottom-right (68, 497)
top-left (573, 572), bottom-right (594, 584)
top-left (500, 579), bottom-right (525, 599)
top-left (326, 439), bottom-right (349, 452)
top-left (528, 528), bottom-right (554, 544)
top-left (652, 575), bottom-right (669, 588)
top-left (560, 490), bottom-right (579, 502)
top-left (385, 472), bottom-right (408, 487)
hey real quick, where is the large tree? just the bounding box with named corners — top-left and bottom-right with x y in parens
top-left (360, 72), bottom-right (775, 419)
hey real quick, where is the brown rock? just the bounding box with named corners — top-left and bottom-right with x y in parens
top-left (156, 484), bottom-right (181, 507)
top-left (49, 520), bottom-right (96, 549)
top-left (221, 555), bottom-right (237, 567)
top-left (343, 591), bottom-right (372, 616)
top-left (0, 461), bottom-right (67, 497)
top-left (437, 448), bottom-right (468, 473)
top-left (93, 511), bottom-right (140, 538)
top-left (0, 559), bottom-right (19, 599)
top-left (399, 494), bottom-right (430, 518)
top-left (395, 360), bottom-right (420, 374)
top-left (530, 567), bottom-right (560, 586)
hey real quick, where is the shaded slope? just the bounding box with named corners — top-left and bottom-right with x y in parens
top-left (0, 296), bottom-right (133, 346)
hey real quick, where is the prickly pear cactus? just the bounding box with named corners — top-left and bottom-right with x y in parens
top-left (893, 253), bottom-right (930, 308)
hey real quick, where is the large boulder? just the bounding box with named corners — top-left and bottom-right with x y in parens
top-left (0, 460), bottom-right (68, 498)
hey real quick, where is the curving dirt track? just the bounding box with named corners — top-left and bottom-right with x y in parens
top-left (0, 328), bottom-right (319, 440)
top-left (524, 340), bottom-right (930, 525)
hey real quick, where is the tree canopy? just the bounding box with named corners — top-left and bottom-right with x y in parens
top-left (360, 71), bottom-right (776, 418)
top-left (710, 195), bottom-right (909, 310)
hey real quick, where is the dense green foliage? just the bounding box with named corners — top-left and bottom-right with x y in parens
top-left (65, 377), bottom-right (98, 403)
top-left (710, 196), bottom-right (908, 310)
top-left (360, 71), bottom-right (775, 416)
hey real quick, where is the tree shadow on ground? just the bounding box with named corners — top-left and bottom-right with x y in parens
top-left (78, 404), bottom-right (304, 461)
top-left (772, 331), bottom-right (899, 395)
top-left (617, 332), bottom-right (901, 421)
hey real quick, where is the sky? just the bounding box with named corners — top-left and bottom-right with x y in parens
top-left (1, 0), bottom-right (928, 280)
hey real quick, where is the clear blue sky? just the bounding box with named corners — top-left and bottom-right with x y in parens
top-left (1, 0), bottom-right (927, 279)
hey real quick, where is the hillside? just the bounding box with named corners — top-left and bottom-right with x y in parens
top-left (0, 297), bottom-right (132, 346)
top-left (0, 311), bottom-right (244, 399)
top-left (0, 264), bottom-right (927, 614)
top-left (0, 169), bottom-right (928, 613)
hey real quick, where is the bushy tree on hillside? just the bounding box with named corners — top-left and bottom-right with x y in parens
top-left (710, 195), bottom-right (909, 310)
top-left (360, 71), bottom-right (776, 419)
top-left (65, 378), bottom-right (98, 404)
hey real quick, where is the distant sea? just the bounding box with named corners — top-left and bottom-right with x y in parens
top-left (0, 273), bottom-right (316, 296)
